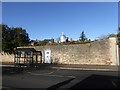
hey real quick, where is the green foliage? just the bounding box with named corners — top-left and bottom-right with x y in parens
top-left (39, 41), bottom-right (47, 46)
top-left (1, 24), bottom-right (30, 53)
top-left (79, 31), bottom-right (87, 42)
top-left (109, 34), bottom-right (116, 37)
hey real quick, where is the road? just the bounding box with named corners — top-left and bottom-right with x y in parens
top-left (1, 65), bottom-right (120, 89)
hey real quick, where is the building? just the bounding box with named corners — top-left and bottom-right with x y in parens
top-left (59, 32), bottom-right (67, 43)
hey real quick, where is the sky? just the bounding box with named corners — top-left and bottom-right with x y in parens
top-left (2, 2), bottom-right (118, 41)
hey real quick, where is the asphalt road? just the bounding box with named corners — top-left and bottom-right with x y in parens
top-left (1, 65), bottom-right (120, 89)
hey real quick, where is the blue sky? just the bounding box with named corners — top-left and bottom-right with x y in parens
top-left (2, 2), bottom-right (118, 41)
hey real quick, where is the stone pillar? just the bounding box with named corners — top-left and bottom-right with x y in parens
top-left (109, 37), bottom-right (118, 65)
top-left (116, 45), bottom-right (119, 65)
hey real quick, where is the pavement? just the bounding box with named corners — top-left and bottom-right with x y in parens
top-left (1, 64), bottom-right (119, 71)
top-left (1, 64), bottom-right (120, 89)
top-left (50, 64), bottom-right (119, 71)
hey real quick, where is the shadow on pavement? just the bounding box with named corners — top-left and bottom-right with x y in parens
top-left (47, 78), bottom-right (75, 90)
top-left (2, 67), bottom-right (24, 75)
top-left (69, 74), bottom-right (120, 89)
top-left (2, 66), bottom-right (120, 89)
top-left (2, 64), bottom-right (52, 75)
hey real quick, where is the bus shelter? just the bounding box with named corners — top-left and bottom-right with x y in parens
top-left (14, 47), bottom-right (42, 67)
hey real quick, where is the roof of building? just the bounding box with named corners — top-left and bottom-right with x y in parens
top-left (16, 47), bottom-right (36, 52)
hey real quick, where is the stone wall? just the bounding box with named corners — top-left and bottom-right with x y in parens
top-left (35, 39), bottom-right (110, 65)
top-left (33, 37), bottom-right (119, 65)
top-left (0, 52), bottom-right (14, 64)
top-left (1, 37), bottom-right (119, 65)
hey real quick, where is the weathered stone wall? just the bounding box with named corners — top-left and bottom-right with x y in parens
top-left (33, 37), bottom-right (118, 65)
top-left (0, 52), bottom-right (14, 63)
top-left (1, 37), bottom-right (119, 65)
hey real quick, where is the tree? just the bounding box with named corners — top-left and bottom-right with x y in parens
top-left (109, 34), bottom-right (116, 37)
top-left (79, 31), bottom-right (86, 42)
top-left (97, 35), bottom-right (109, 40)
top-left (1, 24), bottom-right (30, 53)
top-left (39, 40), bottom-right (47, 46)
top-left (2, 24), bottom-right (12, 53)
top-left (10, 27), bottom-right (30, 46)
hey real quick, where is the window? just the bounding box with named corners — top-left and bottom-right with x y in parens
top-left (46, 52), bottom-right (49, 54)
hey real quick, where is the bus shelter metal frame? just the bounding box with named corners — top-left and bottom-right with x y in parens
top-left (14, 47), bottom-right (42, 67)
